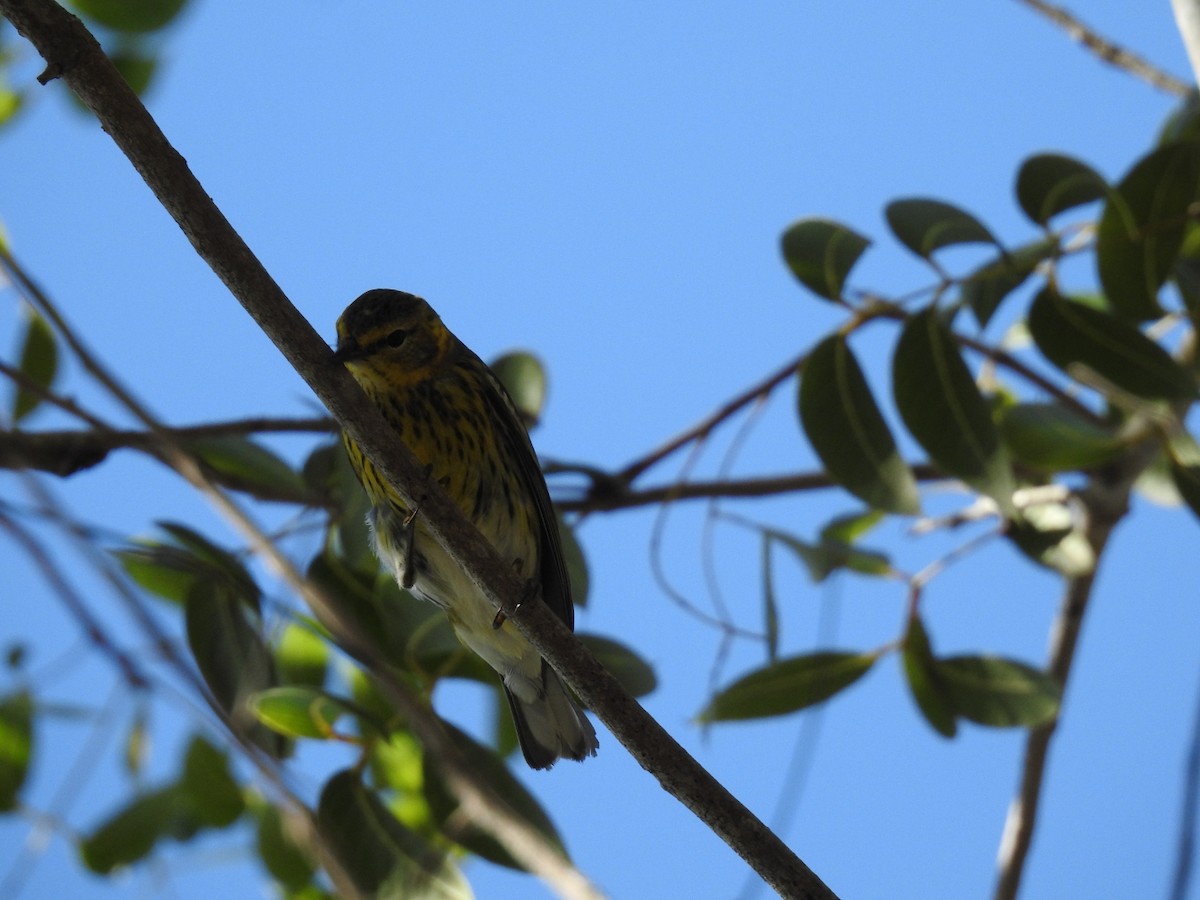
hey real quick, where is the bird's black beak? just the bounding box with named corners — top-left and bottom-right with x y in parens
top-left (332, 340), bottom-right (368, 364)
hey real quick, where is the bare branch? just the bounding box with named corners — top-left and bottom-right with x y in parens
top-left (993, 447), bottom-right (1156, 899)
top-left (1014, 0), bottom-right (1191, 96)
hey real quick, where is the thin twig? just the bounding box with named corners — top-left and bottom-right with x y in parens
top-left (1170, 663), bottom-right (1200, 900)
top-left (560, 463), bottom-right (943, 514)
top-left (0, 510), bottom-right (148, 689)
top-left (1014, 0), bottom-right (1191, 96)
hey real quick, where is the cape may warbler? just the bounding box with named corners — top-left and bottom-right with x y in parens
top-left (333, 289), bottom-right (598, 769)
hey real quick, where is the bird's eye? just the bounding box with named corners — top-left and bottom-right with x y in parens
top-left (386, 329), bottom-right (408, 348)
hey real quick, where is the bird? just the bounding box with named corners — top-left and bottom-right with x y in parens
top-left (332, 288), bottom-right (598, 769)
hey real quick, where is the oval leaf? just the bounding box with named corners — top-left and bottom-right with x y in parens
top-left (0, 692), bottom-right (33, 811)
top-left (275, 623), bottom-right (329, 689)
top-left (1015, 153), bottom-right (1107, 226)
top-left (318, 769), bottom-right (471, 899)
top-left (256, 804), bottom-right (317, 891)
top-left (938, 655), bottom-right (1061, 727)
top-left (892, 308), bottom-right (1015, 508)
top-left (780, 218), bottom-right (871, 302)
top-left (999, 403), bottom-right (1124, 472)
top-left (490, 351), bottom-right (546, 428)
top-left (1097, 140), bottom-right (1200, 321)
top-left (248, 687), bottom-right (366, 741)
top-left (185, 582), bottom-right (283, 757)
top-left (80, 789), bottom-right (180, 874)
top-left (902, 619), bottom-right (956, 738)
top-left (578, 634), bottom-right (656, 697)
top-left (885, 198), bottom-right (998, 260)
top-left (1027, 288), bottom-right (1195, 400)
top-left (11, 308), bottom-right (57, 423)
top-left (70, 0), bottom-right (188, 33)
top-left (423, 722), bottom-right (564, 871)
top-left (799, 336), bottom-right (920, 514)
top-left (186, 436), bottom-right (313, 504)
top-left (179, 736), bottom-right (244, 828)
top-left (698, 651), bottom-right (877, 722)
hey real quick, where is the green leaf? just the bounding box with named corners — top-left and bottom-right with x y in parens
top-left (0, 88), bottom-right (23, 127)
top-left (939, 655), bottom-right (1060, 727)
top-left (115, 543), bottom-right (226, 606)
top-left (179, 736), bottom-right (244, 828)
top-left (489, 351), bottom-right (546, 428)
top-left (1015, 153), bottom-right (1107, 226)
top-left (186, 436), bottom-right (313, 504)
top-left (960, 237), bottom-right (1058, 329)
top-left (578, 634), bottom-right (657, 697)
top-left (1168, 435), bottom-right (1200, 523)
top-left (768, 528), bottom-right (891, 583)
top-left (158, 521), bottom-right (261, 608)
top-left (1097, 140), bottom-right (1200, 321)
top-left (698, 651), bottom-right (877, 722)
top-left (185, 582), bottom-right (283, 757)
top-left (818, 508), bottom-right (884, 544)
top-left (11, 308), bottom-right (57, 422)
top-left (998, 403), bottom-right (1124, 472)
top-left (556, 513), bottom-right (589, 607)
top-left (892, 308), bottom-right (1015, 508)
top-left (1006, 500), bottom-right (1095, 577)
top-left (885, 198), bottom-right (998, 261)
top-left (247, 687), bottom-right (371, 740)
top-left (110, 51), bottom-right (157, 95)
top-left (799, 335), bottom-right (921, 514)
top-left (80, 788), bottom-right (180, 874)
top-left (0, 692), bottom-right (33, 811)
top-left (780, 218), bottom-right (871, 301)
top-left (902, 619), bottom-right (956, 738)
top-left (318, 769), bottom-right (472, 900)
top-left (423, 723), bottom-right (564, 871)
top-left (256, 804), bottom-right (317, 892)
top-left (275, 622), bottom-right (329, 689)
top-left (69, 0), bottom-right (188, 33)
top-left (760, 535), bottom-right (779, 662)
top-left (1027, 288), bottom-right (1195, 400)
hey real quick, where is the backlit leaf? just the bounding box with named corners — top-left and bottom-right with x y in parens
top-left (885, 198), bottom-right (998, 260)
top-left (1097, 140), bottom-right (1200, 321)
top-left (186, 436), bottom-right (313, 504)
top-left (998, 403), bottom-right (1124, 472)
top-left (799, 335), bottom-right (920, 514)
top-left (185, 582), bottom-right (283, 757)
top-left (698, 651), bottom-right (877, 722)
top-left (318, 770), bottom-right (472, 899)
top-left (490, 351), bottom-right (546, 428)
top-left (1027, 288), bottom-right (1195, 400)
top-left (939, 655), bottom-right (1060, 727)
top-left (423, 723), bottom-right (564, 871)
top-left (70, 0), bottom-right (188, 33)
top-left (893, 308), bottom-right (1015, 508)
top-left (0, 692), bottom-right (32, 810)
top-left (11, 308), bottom-right (57, 422)
top-left (902, 619), bottom-right (956, 738)
top-left (578, 634), bottom-right (656, 697)
top-left (1015, 153), bottom-right (1107, 226)
top-left (780, 218), bottom-right (871, 301)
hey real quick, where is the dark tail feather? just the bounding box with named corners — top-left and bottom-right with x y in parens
top-left (505, 664), bottom-right (598, 770)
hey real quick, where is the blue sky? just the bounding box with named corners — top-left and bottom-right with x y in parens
top-left (2, 2), bottom-right (1199, 898)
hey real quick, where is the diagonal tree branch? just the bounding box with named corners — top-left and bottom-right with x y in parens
top-left (1015, 0), bottom-right (1191, 96)
top-left (0, 2), bottom-right (837, 897)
